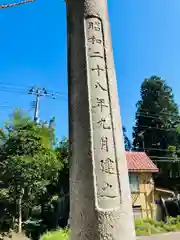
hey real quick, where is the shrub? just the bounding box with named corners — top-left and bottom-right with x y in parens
top-left (162, 224), bottom-right (177, 232)
top-left (141, 219), bottom-right (165, 230)
top-left (134, 218), bottom-right (144, 226)
top-left (143, 218), bottom-right (157, 225)
top-left (135, 222), bottom-right (152, 235)
top-left (135, 222), bottom-right (164, 236)
top-left (175, 222), bottom-right (180, 230)
top-left (176, 216), bottom-right (180, 223)
top-left (166, 217), bottom-right (177, 225)
top-left (136, 228), bottom-right (150, 236)
top-left (135, 217), bottom-right (180, 236)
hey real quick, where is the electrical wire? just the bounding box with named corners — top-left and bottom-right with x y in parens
top-left (133, 125), bottom-right (177, 131)
top-left (0, 88), bottom-right (68, 104)
top-left (150, 156), bottom-right (180, 159)
top-left (136, 148), bottom-right (177, 152)
top-left (0, 81), bottom-right (68, 98)
top-left (135, 113), bottom-right (180, 120)
top-left (137, 109), bottom-right (179, 117)
top-left (0, 0), bottom-right (35, 9)
top-left (152, 160), bottom-right (180, 162)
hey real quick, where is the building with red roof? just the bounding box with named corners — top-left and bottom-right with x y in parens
top-left (126, 152), bottom-right (159, 173)
top-left (125, 151), bottom-right (159, 219)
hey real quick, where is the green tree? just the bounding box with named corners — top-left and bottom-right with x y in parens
top-left (132, 76), bottom-right (180, 177)
top-left (0, 110), bottom-right (62, 233)
top-left (26, 137), bottom-right (69, 233)
top-left (53, 138), bottom-right (69, 228)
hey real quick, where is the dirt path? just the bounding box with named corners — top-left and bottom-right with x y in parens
top-left (3, 233), bottom-right (29, 240)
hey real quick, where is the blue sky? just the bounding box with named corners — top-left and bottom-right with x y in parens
top-left (0, 0), bottom-right (180, 140)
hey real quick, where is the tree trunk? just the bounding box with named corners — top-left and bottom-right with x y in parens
top-left (18, 188), bottom-right (24, 233)
top-left (12, 216), bottom-right (15, 230)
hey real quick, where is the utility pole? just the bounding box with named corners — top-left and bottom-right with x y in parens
top-left (28, 87), bottom-right (55, 123)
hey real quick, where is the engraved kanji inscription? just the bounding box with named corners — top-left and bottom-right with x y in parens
top-left (88, 36), bottom-right (102, 44)
top-left (85, 17), bottom-right (121, 209)
top-left (102, 182), bottom-right (113, 191)
top-left (91, 64), bottom-right (104, 76)
top-left (93, 98), bottom-right (108, 112)
top-left (95, 81), bottom-right (107, 91)
top-left (90, 52), bottom-right (103, 59)
top-left (100, 181), bottom-right (117, 199)
top-left (101, 136), bottom-right (108, 152)
top-left (100, 158), bottom-right (115, 174)
top-left (97, 118), bottom-right (111, 129)
top-left (88, 21), bottom-right (101, 31)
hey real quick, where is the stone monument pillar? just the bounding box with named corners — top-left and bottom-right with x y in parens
top-left (66, 0), bottom-right (136, 239)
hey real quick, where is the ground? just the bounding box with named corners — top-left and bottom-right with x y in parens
top-left (138, 232), bottom-right (180, 239)
top-left (2, 233), bottom-right (29, 240)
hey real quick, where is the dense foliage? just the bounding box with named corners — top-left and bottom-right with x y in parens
top-left (0, 110), bottom-right (68, 239)
top-left (132, 76), bottom-right (180, 178)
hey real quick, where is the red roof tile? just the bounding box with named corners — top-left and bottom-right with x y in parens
top-left (125, 152), bottom-right (159, 173)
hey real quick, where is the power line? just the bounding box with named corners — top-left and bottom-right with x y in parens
top-left (0, 0), bottom-right (65, 9)
top-left (137, 109), bottom-right (179, 117)
top-left (134, 125), bottom-right (177, 132)
top-left (0, 87), bottom-right (68, 103)
top-left (152, 160), bottom-right (180, 162)
top-left (136, 113), bottom-right (180, 120)
top-left (0, 0), bottom-right (35, 9)
top-left (150, 156), bottom-right (180, 160)
top-left (0, 87), bottom-right (68, 101)
top-left (0, 81), bottom-right (68, 98)
top-left (0, 81), bottom-right (27, 90)
top-left (136, 147), bottom-right (177, 152)
top-left (0, 87), bottom-right (27, 95)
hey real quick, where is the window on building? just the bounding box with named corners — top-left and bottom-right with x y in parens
top-left (129, 173), bottom-right (139, 192)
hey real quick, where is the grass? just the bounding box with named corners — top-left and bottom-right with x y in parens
top-left (40, 216), bottom-right (180, 239)
top-left (135, 216), bottom-right (180, 236)
top-left (40, 229), bottom-right (69, 240)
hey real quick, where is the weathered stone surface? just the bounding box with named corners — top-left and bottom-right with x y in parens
top-left (66, 0), bottom-right (136, 239)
